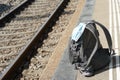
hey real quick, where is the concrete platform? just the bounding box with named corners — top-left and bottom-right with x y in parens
top-left (77, 0), bottom-right (120, 80)
top-left (40, 0), bottom-right (120, 80)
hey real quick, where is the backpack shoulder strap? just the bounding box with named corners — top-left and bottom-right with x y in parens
top-left (84, 20), bottom-right (113, 69)
top-left (93, 20), bottom-right (113, 53)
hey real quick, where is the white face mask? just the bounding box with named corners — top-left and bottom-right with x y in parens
top-left (71, 23), bottom-right (86, 42)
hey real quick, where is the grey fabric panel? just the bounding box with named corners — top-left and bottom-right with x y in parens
top-left (52, 46), bottom-right (77, 80)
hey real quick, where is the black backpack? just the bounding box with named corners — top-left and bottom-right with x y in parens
top-left (68, 20), bottom-right (113, 77)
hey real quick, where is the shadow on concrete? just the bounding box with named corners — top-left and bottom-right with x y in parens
top-left (95, 53), bottom-right (120, 75)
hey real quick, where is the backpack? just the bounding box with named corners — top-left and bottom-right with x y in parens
top-left (68, 20), bottom-right (113, 77)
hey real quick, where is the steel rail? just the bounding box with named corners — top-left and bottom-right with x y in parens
top-left (0, 0), bottom-right (69, 79)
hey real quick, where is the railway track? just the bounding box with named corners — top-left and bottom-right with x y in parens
top-left (0, 0), bottom-right (80, 79)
